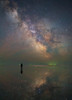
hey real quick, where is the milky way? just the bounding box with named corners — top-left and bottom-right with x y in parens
top-left (0, 0), bottom-right (72, 65)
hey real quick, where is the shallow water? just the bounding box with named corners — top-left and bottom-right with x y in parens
top-left (0, 65), bottom-right (72, 100)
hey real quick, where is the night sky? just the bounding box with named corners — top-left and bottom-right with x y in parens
top-left (0, 0), bottom-right (72, 65)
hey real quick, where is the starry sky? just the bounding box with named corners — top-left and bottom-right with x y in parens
top-left (0, 0), bottom-right (72, 65)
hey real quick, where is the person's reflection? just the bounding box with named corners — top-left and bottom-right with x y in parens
top-left (20, 63), bottom-right (23, 74)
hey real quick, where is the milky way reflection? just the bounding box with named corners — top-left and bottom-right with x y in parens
top-left (0, 65), bottom-right (72, 100)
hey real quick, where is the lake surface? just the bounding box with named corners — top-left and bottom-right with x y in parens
top-left (0, 65), bottom-right (72, 100)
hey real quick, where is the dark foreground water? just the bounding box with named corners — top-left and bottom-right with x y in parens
top-left (0, 65), bottom-right (72, 100)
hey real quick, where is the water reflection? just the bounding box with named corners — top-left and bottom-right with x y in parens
top-left (0, 65), bottom-right (72, 100)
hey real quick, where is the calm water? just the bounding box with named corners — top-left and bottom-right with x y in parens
top-left (0, 65), bottom-right (72, 100)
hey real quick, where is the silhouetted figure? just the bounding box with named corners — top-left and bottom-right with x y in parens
top-left (20, 63), bottom-right (23, 74)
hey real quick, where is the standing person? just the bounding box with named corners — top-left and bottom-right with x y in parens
top-left (20, 63), bottom-right (23, 74)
